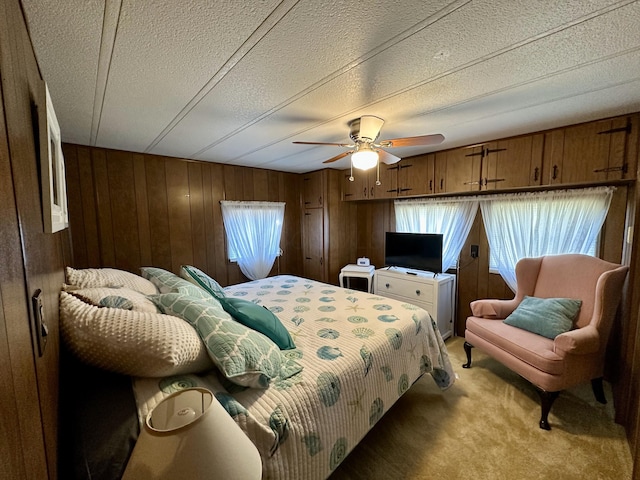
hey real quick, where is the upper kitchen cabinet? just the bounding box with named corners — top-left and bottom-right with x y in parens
top-left (543, 114), bottom-right (638, 185)
top-left (301, 170), bottom-right (325, 208)
top-left (434, 146), bottom-right (483, 194)
top-left (481, 134), bottom-right (544, 190)
top-left (396, 153), bottom-right (435, 197)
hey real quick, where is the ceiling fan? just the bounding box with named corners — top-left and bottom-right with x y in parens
top-left (293, 116), bottom-right (445, 173)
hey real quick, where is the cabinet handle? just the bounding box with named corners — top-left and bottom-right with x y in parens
top-left (304, 201), bottom-right (311, 204)
top-left (363, 187), bottom-right (368, 197)
top-left (485, 178), bottom-right (505, 184)
top-left (388, 165), bottom-right (400, 171)
top-left (552, 164), bottom-right (558, 180)
top-left (344, 193), bottom-right (353, 197)
top-left (533, 167), bottom-right (539, 182)
top-left (386, 188), bottom-right (398, 193)
top-left (593, 164), bottom-right (628, 174)
top-left (399, 164), bottom-right (412, 169)
top-left (305, 257), bottom-right (312, 260)
top-left (319, 196), bottom-right (323, 206)
top-left (484, 147), bottom-right (507, 155)
top-left (440, 179), bottom-right (444, 190)
top-left (415, 289), bottom-right (421, 296)
top-left (320, 257), bottom-right (323, 266)
top-left (399, 188), bottom-right (412, 192)
top-left (429, 179), bottom-right (433, 191)
top-left (385, 283), bottom-right (390, 289)
top-left (370, 187), bottom-right (374, 197)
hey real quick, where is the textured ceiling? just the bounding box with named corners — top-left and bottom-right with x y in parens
top-left (22, 0), bottom-right (640, 173)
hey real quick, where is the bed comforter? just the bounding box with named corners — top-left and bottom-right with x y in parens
top-left (133, 275), bottom-right (454, 479)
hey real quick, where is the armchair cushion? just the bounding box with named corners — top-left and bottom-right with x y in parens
top-left (503, 296), bottom-right (582, 339)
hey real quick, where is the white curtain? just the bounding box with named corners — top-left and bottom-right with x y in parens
top-left (480, 187), bottom-right (614, 291)
top-left (394, 197), bottom-right (479, 272)
top-left (220, 201), bottom-right (285, 280)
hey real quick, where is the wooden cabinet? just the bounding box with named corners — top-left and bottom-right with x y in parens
top-left (374, 268), bottom-right (455, 339)
top-left (341, 163), bottom-right (398, 200)
top-left (543, 114), bottom-right (638, 185)
top-left (434, 146), bottom-right (483, 193)
top-left (302, 170), bottom-right (356, 283)
top-left (397, 153), bottom-right (435, 196)
top-left (302, 207), bottom-right (325, 281)
top-left (481, 134), bottom-right (544, 190)
top-left (301, 170), bottom-right (325, 207)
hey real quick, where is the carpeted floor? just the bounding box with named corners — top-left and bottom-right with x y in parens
top-left (330, 336), bottom-right (633, 480)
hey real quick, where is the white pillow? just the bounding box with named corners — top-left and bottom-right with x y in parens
top-left (63, 286), bottom-right (159, 313)
top-left (60, 292), bottom-right (213, 377)
top-left (65, 267), bottom-right (157, 295)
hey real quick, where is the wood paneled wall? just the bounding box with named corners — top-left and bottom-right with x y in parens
top-left (63, 144), bottom-right (303, 285)
top-left (0, 0), bottom-right (72, 478)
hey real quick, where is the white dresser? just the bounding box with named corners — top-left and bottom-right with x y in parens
top-left (374, 267), bottom-right (455, 340)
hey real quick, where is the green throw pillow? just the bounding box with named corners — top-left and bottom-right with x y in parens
top-left (149, 293), bottom-right (302, 388)
top-left (141, 267), bottom-right (215, 303)
top-left (503, 296), bottom-right (582, 339)
top-left (219, 296), bottom-right (295, 350)
top-left (180, 265), bottom-right (226, 299)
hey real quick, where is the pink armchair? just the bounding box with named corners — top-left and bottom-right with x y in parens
top-left (463, 254), bottom-right (628, 429)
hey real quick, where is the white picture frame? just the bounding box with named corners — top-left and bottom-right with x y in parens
top-left (40, 84), bottom-right (68, 233)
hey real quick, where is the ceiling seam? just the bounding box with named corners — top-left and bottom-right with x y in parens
top-left (190, 0), bottom-right (473, 158)
top-left (90, 0), bottom-right (122, 146)
top-left (143, 0), bottom-right (302, 154)
top-left (209, 0), bottom-right (639, 163)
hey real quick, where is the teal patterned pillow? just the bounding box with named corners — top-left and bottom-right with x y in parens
top-left (180, 265), bottom-right (226, 299)
top-left (150, 293), bottom-right (301, 388)
top-left (218, 296), bottom-right (295, 350)
top-left (503, 296), bottom-right (582, 339)
top-left (141, 267), bottom-right (215, 302)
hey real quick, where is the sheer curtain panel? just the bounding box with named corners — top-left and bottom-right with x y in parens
top-left (480, 187), bottom-right (614, 291)
top-left (220, 201), bottom-right (285, 280)
top-left (394, 197), bottom-right (479, 272)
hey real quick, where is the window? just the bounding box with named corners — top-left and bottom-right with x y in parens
top-left (480, 187), bottom-right (614, 291)
top-left (220, 201), bottom-right (285, 280)
top-left (394, 197), bottom-right (479, 272)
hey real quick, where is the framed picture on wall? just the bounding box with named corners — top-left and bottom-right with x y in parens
top-left (40, 83), bottom-right (68, 233)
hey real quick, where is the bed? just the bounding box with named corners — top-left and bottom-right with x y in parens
top-left (59, 267), bottom-right (455, 480)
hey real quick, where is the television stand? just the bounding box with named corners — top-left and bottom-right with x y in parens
top-left (374, 267), bottom-right (455, 340)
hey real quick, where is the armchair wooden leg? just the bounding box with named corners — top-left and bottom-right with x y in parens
top-left (462, 342), bottom-right (473, 368)
top-left (537, 389), bottom-right (560, 430)
top-left (591, 377), bottom-right (607, 404)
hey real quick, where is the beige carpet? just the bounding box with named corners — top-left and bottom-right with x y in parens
top-left (330, 336), bottom-right (633, 480)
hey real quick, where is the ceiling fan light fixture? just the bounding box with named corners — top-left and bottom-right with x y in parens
top-left (351, 144), bottom-right (378, 170)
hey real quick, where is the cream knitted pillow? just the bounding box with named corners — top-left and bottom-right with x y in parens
top-left (65, 267), bottom-right (157, 295)
top-left (60, 292), bottom-right (213, 377)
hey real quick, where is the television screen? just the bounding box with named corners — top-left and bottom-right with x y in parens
top-left (384, 232), bottom-right (443, 274)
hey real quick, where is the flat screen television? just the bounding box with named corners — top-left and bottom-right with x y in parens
top-left (384, 232), bottom-right (443, 274)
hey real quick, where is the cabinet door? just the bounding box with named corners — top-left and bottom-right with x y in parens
top-left (341, 169), bottom-right (359, 201)
top-left (397, 153), bottom-right (434, 196)
top-left (303, 208), bottom-right (325, 281)
top-left (435, 146), bottom-right (482, 193)
top-left (482, 135), bottom-right (543, 190)
top-left (301, 171), bottom-right (324, 207)
top-left (370, 163), bottom-right (398, 199)
top-left (543, 115), bottom-right (635, 184)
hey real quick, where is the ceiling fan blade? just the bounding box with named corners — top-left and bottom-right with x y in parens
top-left (358, 116), bottom-right (385, 141)
top-left (322, 151), bottom-right (352, 164)
top-left (293, 141), bottom-right (352, 147)
top-left (378, 149), bottom-right (401, 165)
top-left (381, 133), bottom-right (445, 148)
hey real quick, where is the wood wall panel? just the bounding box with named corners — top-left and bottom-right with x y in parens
top-left (64, 144), bottom-right (303, 286)
top-left (0, 0), bottom-right (72, 477)
top-left (145, 155), bottom-right (172, 270)
top-left (133, 154), bottom-right (152, 266)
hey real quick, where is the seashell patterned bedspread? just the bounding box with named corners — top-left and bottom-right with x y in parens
top-left (133, 275), bottom-right (455, 479)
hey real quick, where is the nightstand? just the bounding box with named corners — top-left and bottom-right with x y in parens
top-left (339, 264), bottom-right (375, 292)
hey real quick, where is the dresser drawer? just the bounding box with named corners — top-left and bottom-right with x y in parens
top-left (376, 275), bottom-right (435, 303)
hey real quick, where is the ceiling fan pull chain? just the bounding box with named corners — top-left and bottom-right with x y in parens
top-left (349, 162), bottom-right (354, 182)
top-left (376, 160), bottom-right (381, 186)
